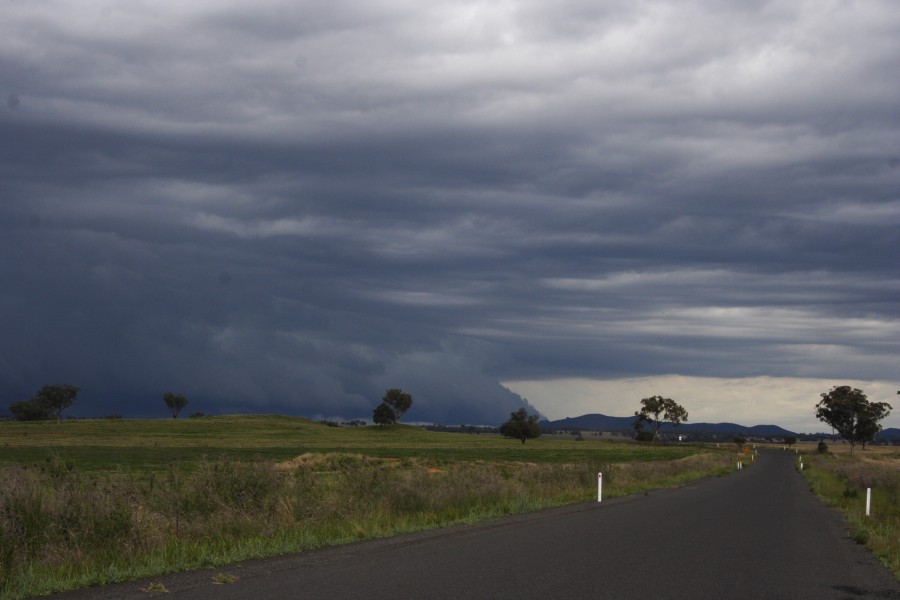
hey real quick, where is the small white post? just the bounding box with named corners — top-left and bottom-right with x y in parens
top-left (866, 488), bottom-right (871, 517)
top-left (800, 462), bottom-right (803, 471)
top-left (597, 472), bottom-right (603, 503)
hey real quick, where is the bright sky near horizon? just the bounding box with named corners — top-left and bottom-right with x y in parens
top-left (2, 0), bottom-right (898, 430)
top-left (506, 377), bottom-right (899, 433)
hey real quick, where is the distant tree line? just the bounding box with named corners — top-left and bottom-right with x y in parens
top-left (424, 424), bottom-right (499, 434)
top-left (6, 385), bottom-right (193, 422)
top-left (7, 383), bottom-right (892, 447)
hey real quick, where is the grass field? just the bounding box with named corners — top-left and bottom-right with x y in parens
top-left (800, 444), bottom-right (900, 578)
top-left (0, 415), bottom-right (742, 599)
top-left (0, 415), bottom-right (702, 472)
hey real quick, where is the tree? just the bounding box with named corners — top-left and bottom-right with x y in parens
top-left (500, 408), bottom-right (541, 444)
top-left (633, 395), bottom-right (688, 441)
top-left (372, 402), bottom-right (396, 426)
top-left (814, 386), bottom-right (892, 454)
top-left (40, 384), bottom-right (79, 423)
top-left (9, 384), bottom-right (79, 422)
top-left (9, 398), bottom-right (51, 421)
top-left (783, 435), bottom-right (797, 448)
top-left (39, 384), bottom-right (78, 423)
top-left (633, 418), bottom-right (655, 441)
top-left (634, 430), bottom-right (655, 442)
top-left (382, 388), bottom-right (413, 421)
top-left (163, 392), bottom-right (189, 419)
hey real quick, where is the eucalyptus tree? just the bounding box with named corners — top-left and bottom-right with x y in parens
top-left (634, 395), bottom-right (688, 441)
top-left (815, 386), bottom-right (891, 453)
top-left (8, 384), bottom-right (79, 422)
top-left (500, 408), bottom-right (541, 444)
top-left (372, 388), bottom-right (413, 426)
top-left (163, 392), bottom-right (189, 418)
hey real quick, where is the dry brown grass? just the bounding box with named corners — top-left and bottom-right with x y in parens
top-left (814, 443), bottom-right (899, 456)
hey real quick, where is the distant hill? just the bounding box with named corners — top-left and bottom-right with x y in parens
top-left (677, 422), bottom-right (796, 436)
top-left (542, 414), bottom-right (635, 431)
top-left (540, 413), bottom-right (796, 437)
top-left (876, 427), bottom-right (900, 442)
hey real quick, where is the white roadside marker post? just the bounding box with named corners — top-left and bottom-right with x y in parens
top-left (597, 473), bottom-right (603, 503)
top-left (866, 488), bottom-right (872, 517)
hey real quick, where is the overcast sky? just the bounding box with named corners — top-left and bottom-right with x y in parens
top-left (2, 0), bottom-right (898, 432)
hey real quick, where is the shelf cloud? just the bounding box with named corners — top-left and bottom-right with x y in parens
top-left (2, 0), bottom-right (898, 429)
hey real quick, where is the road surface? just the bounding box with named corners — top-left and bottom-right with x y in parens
top-left (52, 450), bottom-right (898, 599)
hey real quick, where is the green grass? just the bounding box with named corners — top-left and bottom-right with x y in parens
top-left (0, 415), bottom-right (737, 599)
top-left (0, 415), bottom-right (699, 473)
top-left (802, 449), bottom-right (900, 578)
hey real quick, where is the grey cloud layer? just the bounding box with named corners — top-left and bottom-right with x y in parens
top-left (2, 0), bottom-right (898, 422)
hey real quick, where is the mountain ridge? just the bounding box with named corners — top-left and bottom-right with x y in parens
top-left (540, 413), bottom-right (796, 436)
top-left (877, 427), bottom-right (900, 441)
top-left (541, 415), bottom-right (900, 440)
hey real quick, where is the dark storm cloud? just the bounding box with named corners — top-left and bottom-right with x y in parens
top-left (1, 0), bottom-right (898, 424)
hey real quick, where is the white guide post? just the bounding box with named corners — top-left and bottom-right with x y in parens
top-left (866, 488), bottom-right (872, 517)
top-left (597, 472), bottom-right (603, 503)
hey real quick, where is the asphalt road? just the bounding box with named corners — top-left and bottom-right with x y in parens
top-left (52, 450), bottom-right (898, 600)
